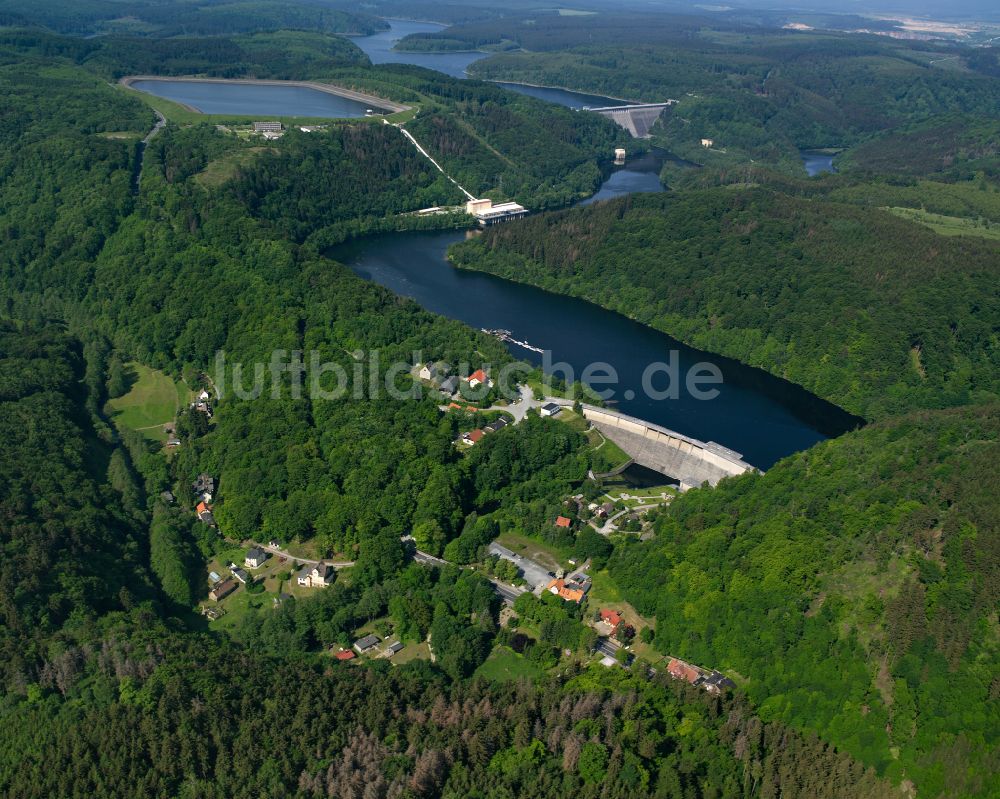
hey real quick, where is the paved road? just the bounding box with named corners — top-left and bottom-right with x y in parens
top-left (413, 549), bottom-right (449, 567)
top-left (253, 541), bottom-right (354, 568)
top-left (488, 542), bottom-right (553, 592)
top-left (448, 386), bottom-right (572, 424)
top-left (490, 581), bottom-right (525, 605)
top-left (595, 636), bottom-right (620, 658)
top-left (405, 538), bottom-right (527, 605)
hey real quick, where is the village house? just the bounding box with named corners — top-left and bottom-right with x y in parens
top-left (245, 547), bottom-right (268, 569)
top-left (555, 516), bottom-right (572, 530)
top-left (385, 641), bottom-right (404, 657)
top-left (485, 418), bottom-right (508, 433)
top-left (209, 579), bottom-right (236, 602)
top-left (196, 501), bottom-right (216, 526)
top-left (334, 648), bottom-right (356, 661)
top-left (353, 634), bottom-right (381, 654)
top-left (439, 375), bottom-right (460, 396)
top-left (540, 402), bottom-right (562, 417)
top-left (193, 474), bottom-right (215, 501)
top-left (546, 578), bottom-right (586, 603)
top-left (467, 368), bottom-right (492, 389)
top-left (191, 399), bottom-right (213, 418)
top-left (462, 429), bottom-right (485, 445)
top-left (667, 657), bottom-right (703, 685)
top-left (702, 671), bottom-right (736, 694)
top-left (297, 563), bottom-right (334, 588)
top-left (418, 361), bottom-right (451, 383)
top-left (230, 566), bottom-right (250, 584)
top-left (600, 609), bottom-right (624, 628)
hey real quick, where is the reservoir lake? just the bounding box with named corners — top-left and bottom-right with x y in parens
top-left (128, 79), bottom-right (376, 117)
top-left (329, 153), bottom-right (861, 469)
top-left (802, 150), bottom-right (837, 176)
top-left (128, 28), bottom-right (861, 468)
top-left (350, 20), bottom-right (624, 108)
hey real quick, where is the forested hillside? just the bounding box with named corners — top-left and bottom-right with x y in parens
top-left (610, 403), bottom-right (1000, 796)
top-left (450, 190), bottom-right (1000, 419)
top-left (0, 0), bottom-right (386, 37)
top-left (458, 13), bottom-right (1000, 168)
top-left (0, 327), bottom-right (154, 687)
top-left (0, 322), bottom-right (910, 798)
top-left (0, 5), bottom-right (997, 798)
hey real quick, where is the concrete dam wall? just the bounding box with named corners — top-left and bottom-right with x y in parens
top-left (579, 405), bottom-right (756, 488)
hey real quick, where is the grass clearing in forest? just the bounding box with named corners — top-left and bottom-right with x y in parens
top-left (106, 363), bottom-right (189, 440)
top-left (391, 641), bottom-right (431, 664)
top-left (475, 645), bottom-right (545, 681)
top-left (195, 147), bottom-right (273, 188)
top-left (884, 207), bottom-right (1000, 240)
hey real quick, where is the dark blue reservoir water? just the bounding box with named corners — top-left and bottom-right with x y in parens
top-left (329, 225), bottom-right (860, 468)
top-left (350, 20), bottom-right (627, 109)
top-left (129, 80), bottom-right (374, 117)
top-left (801, 150), bottom-right (836, 176)
top-left (348, 20), bottom-right (487, 79)
top-left (492, 82), bottom-right (623, 109)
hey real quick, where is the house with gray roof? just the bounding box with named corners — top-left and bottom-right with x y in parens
top-left (354, 634), bottom-right (381, 653)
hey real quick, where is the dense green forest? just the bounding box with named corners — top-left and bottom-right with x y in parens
top-left (0, 0), bottom-right (386, 37)
top-left (452, 13), bottom-right (1000, 168)
top-left (2, 326), bottom-right (912, 799)
top-left (1, 3), bottom-right (998, 797)
top-left (836, 115), bottom-right (1000, 180)
top-left (610, 403), bottom-right (1000, 797)
top-left (450, 190), bottom-right (1000, 419)
top-left (0, 27), bottom-right (370, 79)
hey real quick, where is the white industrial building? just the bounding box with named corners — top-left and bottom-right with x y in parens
top-left (465, 198), bottom-right (528, 226)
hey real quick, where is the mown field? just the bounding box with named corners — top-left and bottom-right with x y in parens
top-left (106, 363), bottom-right (188, 439)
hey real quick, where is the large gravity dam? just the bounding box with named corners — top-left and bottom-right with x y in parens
top-left (589, 102), bottom-right (676, 138)
top-left (578, 404), bottom-right (756, 489)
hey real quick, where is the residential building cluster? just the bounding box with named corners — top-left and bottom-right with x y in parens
top-left (667, 657), bottom-right (736, 695)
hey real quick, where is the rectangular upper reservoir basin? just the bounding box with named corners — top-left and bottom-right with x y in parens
top-left (127, 79), bottom-right (388, 117)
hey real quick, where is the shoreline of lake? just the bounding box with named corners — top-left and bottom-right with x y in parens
top-left (485, 78), bottom-right (638, 106)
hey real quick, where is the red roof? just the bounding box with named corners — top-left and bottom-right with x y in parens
top-left (334, 649), bottom-right (356, 661)
top-left (469, 369), bottom-right (488, 383)
top-left (466, 429), bottom-right (484, 443)
top-left (555, 516), bottom-right (572, 528)
top-left (667, 658), bottom-right (702, 684)
top-left (600, 609), bottom-right (623, 627)
top-left (196, 501), bottom-right (210, 514)
top-left (547, 578), bottom-right (585, 603)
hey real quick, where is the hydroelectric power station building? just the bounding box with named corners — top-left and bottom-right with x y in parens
top-left (466, 198), bottom-right (528, 226)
